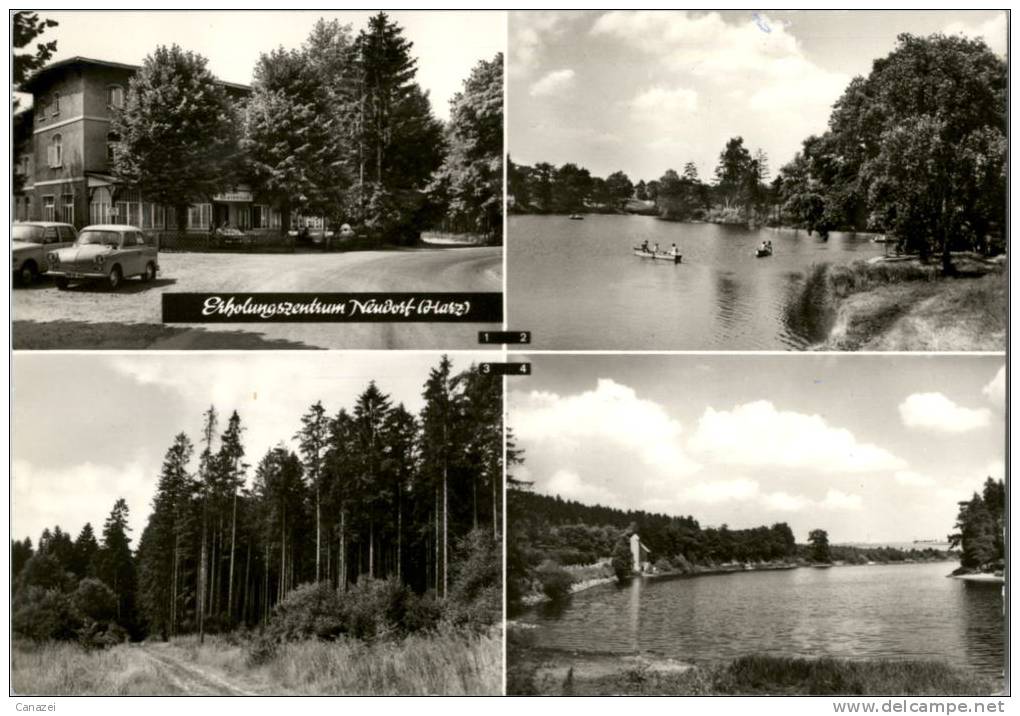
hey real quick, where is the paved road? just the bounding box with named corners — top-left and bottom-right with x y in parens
top-left (13, 247), bottom-right (503, 350)
top-left (136, 643), bottom-right (256, 696)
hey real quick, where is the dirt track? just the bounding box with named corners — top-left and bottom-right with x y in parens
top-left (13, 247), bottom-right (502, 350)
top-left (136, 643), bottom-right (256, 696)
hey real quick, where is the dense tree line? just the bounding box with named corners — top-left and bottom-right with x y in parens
top-left (774, 33), bottom-right (1005, 268)
top-left (12, 358), bottom-right (502, 645)
top-left (108, 13), bottom-right (501, 244)
top-left (949, 478), bottom-right (1004, 572)
top-left (509, 137), bottom-right (771, 224)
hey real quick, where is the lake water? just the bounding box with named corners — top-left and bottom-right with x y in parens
top-left (508, 215), bottom-right (888, 350)
top-left (523, 562), bottom-right (1005, 684)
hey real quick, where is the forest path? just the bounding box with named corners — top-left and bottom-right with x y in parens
top-left (137, 643), bottom-right (257, 696)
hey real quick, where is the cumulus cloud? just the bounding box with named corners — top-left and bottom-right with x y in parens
top-left (591, 11), bottom-right (847, 115)
top-left (820, 489), bottom-right (864, 511)
top-left (688, 400), bottom-right (906, 472)
top-left (982, 366), bottom-right (1005, 408)
top-left (529, 68), bottom-right (576, 97)
top-left (945, 13), bottom-right (1007, 56)
top-left (761, 491), bottom-right (810, 512)
top-left (681, 478), bottom-right (760, 504)
top-left (895, 470), bottom-right (937, 488)
top-left (546, 469), bottom-right (618, 505)
top-left (899, 393), bottom-right (992, 433)
top-left (628, 86), bottom-right (698, 114)
top-left (511, 11), bottom-right (571, 75)
top-left (513, 379), bottom-right (701, 476)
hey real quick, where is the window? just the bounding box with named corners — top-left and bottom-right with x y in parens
top-left (106, 132), bottom-right (120, 165)
top-left (187, 203), bottom-right (212, 230)
top-left (47, 135), bottom-right (62, 168)
top-left (42, 195), bottom-right (55, 221)
top-left (50, 93), bottom-right (60, 117)
top-left (58, 226), bottom-right (75, 242)
top-left (107, 85), bottom-right (124, 109)
top-left (61, 193), bottom-right (74, 225)
top-left (43, 227), bottom-right (59, 244)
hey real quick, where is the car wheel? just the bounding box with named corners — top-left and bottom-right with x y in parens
top-left (18, 262), bottom-right (37, 286)
top-left (55, 276), bottom-right (69, 290)
top-left (141, 262), bottom-right (156, 282)
top-left (107, 266), bottom-right (123, 290)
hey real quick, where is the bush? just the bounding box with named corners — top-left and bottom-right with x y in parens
top-left (402, 591), bottom-right (445, 633)
top-left (446, 529), bottom-right (501, 629)
top-left (611, 538), bottom-right (634, 581)
top-left (245, 633), bottom-right (279, 667)
top-left (266, 582), bottom-right (345, 642)
top-left (75, 618), bottom-right (127, 651)
top-left (13, 586), bottom-right (76, 641)
top-left (535, 560), bottom-right (573, 602)
top-left (72, 578), bottom-right (118, 623)
top-left (342, 577), bottom-right (411, 640)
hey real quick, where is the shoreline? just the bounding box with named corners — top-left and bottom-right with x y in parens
top-left (519, 557), bottom-right (956, 609)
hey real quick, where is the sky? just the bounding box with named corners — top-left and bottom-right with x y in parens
top-left (12, 352), bottom-right (491, 543)
top-left (509, 10), bottom-right (1007, 181)
top-left (23, 10), bottom-right (506, 120)
top-left (509, 355), bottom-right (1005, 546)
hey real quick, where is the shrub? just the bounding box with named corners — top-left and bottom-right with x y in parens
top-left (72, 578), bottom-right (118, 623)
top-left (13, 586), bottom-right (77, 641)
top-left (611, 538), bottom-right (634, 581)
top-left (446, 529), bottom-right (501, 629)
top-left (266, 582), bottom-right (345, 642)
top-left (535, 560), bottom-right (573, 602)
top-left (402, 591), bottom-right (445, 633)
top-left (245, 633), bottom-right (279, 667)
top-left (342, 577), bottom-right (410, 640)
top-left (75, 618), bottom-right (128, 651)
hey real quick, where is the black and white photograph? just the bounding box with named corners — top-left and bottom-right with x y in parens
top-left (11, 352), bottom-right (503, 695)
top-left (506, 354), bottom-right (1005, 695)
top-left (12, 10), bottom-right (504, 350)
top-left (507, 10), bottom-right (1006, 350)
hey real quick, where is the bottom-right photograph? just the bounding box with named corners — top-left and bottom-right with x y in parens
top-left (505, 354), bottom-right (1006, 696)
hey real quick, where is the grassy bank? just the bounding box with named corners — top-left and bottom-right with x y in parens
top-left (13, 626), bottom-right (502, 695)
top-left (509, 635), bottom-right (998, 696)
top-left (805, 255), bottom-right (1006, 351)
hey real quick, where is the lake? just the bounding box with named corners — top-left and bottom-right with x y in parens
top-left (522, 562), bottom-right (1004, 684)
top-left (508, 214), bottom-right (888, 349)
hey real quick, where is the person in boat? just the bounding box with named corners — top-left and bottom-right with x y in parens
top-left (759, 241), bottom-right (769, 253)
top-left (640, 240), bottom-right (649, 253)
top-left (670, 243), bottom-right (678, 257)
top-left (653, 242), bottom-right (660, 254)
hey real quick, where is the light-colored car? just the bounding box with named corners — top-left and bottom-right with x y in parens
top-left (12, 221), bottom-right (77, 285)
top-left (47, 224), bottom-right (159, 290)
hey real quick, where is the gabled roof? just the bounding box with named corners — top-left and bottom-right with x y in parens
top-left (22, 55), bottom-right (251, 94)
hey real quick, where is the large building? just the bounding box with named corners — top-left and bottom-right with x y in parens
top-left (13, 56), bottom-right (295, 234)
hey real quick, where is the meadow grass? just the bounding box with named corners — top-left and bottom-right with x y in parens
top-left (11, 641), bottom-right (183, 695)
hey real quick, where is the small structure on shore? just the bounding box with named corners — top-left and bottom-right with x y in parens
top-left (630, 533), bottom-right (652, 574)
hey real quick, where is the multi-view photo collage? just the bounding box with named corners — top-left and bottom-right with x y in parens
top-left (8, 9), bottom-right (1008, 701)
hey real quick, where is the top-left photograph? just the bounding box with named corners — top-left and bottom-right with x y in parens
top-left (12, 10), bottom-right (505, 350)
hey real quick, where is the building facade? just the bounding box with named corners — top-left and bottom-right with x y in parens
top-left (14, 56), bottom-right (292, 234)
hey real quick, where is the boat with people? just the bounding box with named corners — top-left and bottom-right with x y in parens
top-left (755, 240), bottom-right (774, 257)
top-left (633, 245), bottom-right (682, 264)
top-left (569, 214), bottom-right (584, 220)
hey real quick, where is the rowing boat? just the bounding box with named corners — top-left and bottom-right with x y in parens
top-left (755, 247), bottom-right (773, 257)
top-left (633, 247), bottom-right (682, 264)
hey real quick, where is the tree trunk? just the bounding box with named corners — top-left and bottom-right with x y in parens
top-left (198, 506), bottom-right (207, 644)
top-left (338, 508), bottom-right (347, 593)
top-left (228, 492), bottom-right (237, 622)
top-left (315, 485), bottom-right (321, 582)
top-left (369, 521), bottom-right (375, 578)
top-left (434, 489), bottom-right (440, 593)
top-left (396, 491), bottom-right (402, 582)
top-left (443, 461), bottom-right (448, 598)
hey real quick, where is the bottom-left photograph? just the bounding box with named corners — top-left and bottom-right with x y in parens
top-left (12, 351), bottom-right (503, 696)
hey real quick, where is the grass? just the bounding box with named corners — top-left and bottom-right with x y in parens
top-left (12, 626), bottom-right (502, 696)
top-left (804, 257), bottom-right (1006, 351)
top-left (12, 641), bottom-right (183, 695)
top-left (508, 638), bottom-right (1000, 696)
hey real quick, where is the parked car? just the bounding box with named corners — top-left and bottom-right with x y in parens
top-left (211, 226), bottom-right (250, 248)
top-left (47, 224), bottom-right (159, 290)
top-left (12, 221), bottom-right (77, 285)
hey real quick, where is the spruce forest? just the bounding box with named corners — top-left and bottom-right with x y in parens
top-left (12, 357), bottom-right (503, 648)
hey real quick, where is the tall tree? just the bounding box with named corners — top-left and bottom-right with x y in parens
top-left (808, 529), bottom-right (830, 564)
top-left (13, 11), bottom-right (57, 91)
top-left (112, 45), bottom-right (240, 233)
top-left (96, 499), bottom-right (137, 631)
top-left (295, 402), bottom-right (328, 582)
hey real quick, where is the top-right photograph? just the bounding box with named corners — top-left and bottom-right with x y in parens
top-left (507, 10), bottom-right (1007, 352)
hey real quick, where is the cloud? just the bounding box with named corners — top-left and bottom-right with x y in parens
top-left (591, 11), bottom-right (847, 115)
top-left (820, 489), bottom-right (863, 511)
top-left (510, 11), bottom-right (571, 75)
top-left (681, 478), bottom-right (760, 504)
top-left (688, 400), bottom-right (906, 472)
top-left (895, 470), bottom-right (937, 488)
top-left (529, 68), bottom-right (576, 97)
top-left (546, 469), bottom-right (618, 505)
top-left (945, 13), bottom-right (1007, 56)
top-left (513, 379), bottom-right (700, 476)
top-left (762, 491), bottom-right (810, 512)
top-left (628, 86), bottom-right (699, 115)
top-left (982, 366), bottom-right (1005, 408)
top-left (985, 459), bottom-right (1005, 481)
top-left (899, 393), bottom-right (991, 433)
